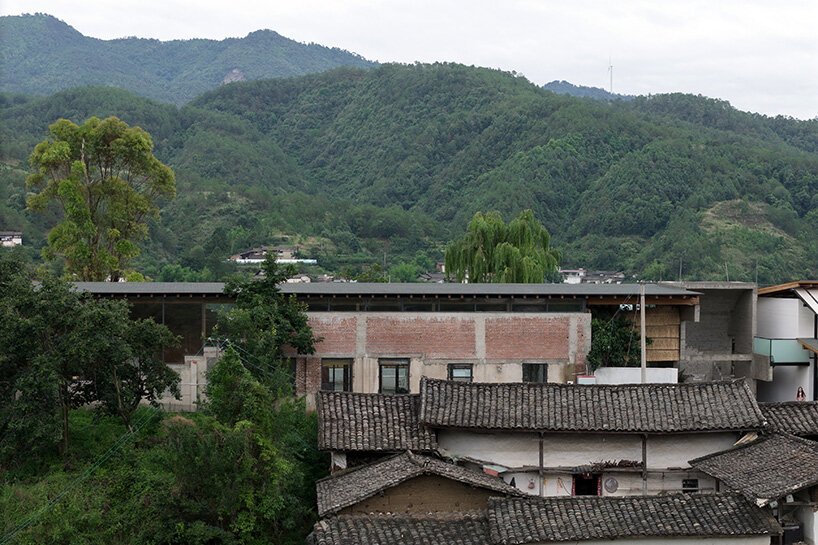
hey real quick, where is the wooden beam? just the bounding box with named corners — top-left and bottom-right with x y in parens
top-left (586, 296), bottom-right (699, 306)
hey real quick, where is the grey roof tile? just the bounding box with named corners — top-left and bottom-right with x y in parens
top-left (317, 392), bottom-right (436, 452)
top-left (690, 432), bottom-right (818, 505)
top-left (487, 494), bottom-right (781, 543)
top-left (419, 378), bottom-right (764, 433)
top-left (307, 512), bottom-right (488, 545)
top-left (317, 452), bottom-right (520, 516)
top-left (760, 401), bottom-right (818, 436)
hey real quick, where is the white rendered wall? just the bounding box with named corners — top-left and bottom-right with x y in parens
top-left (800, 505), bottom-right (817, 545)
top-left (757, 365), bottom-right (813, 402)
top-left (647, 433), bottom-right (738, 468)
top-left (594, 367), bottom-right (678, 384)
top-left (526, 537), bottom-right (769, 545)
top-left (758, 298), bottom-right (802, 337)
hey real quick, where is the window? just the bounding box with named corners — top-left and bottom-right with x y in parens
top-left (379, 358), bottom-right (409, 394)
top-left (682, 479), bottom-right (699, 493)
top-left (573, 474), bottom-right (601, 496)
top-left (522, 363), bottom-right (548, 383)
top-left (448, 364), bottom-right (473, 383)
top-left (321, 358), bottom-right (352, 392)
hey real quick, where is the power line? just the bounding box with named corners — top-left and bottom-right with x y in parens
top-left (0, 407), bottom-right (161, 545)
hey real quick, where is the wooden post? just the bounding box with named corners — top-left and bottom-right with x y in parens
top-left (640, 283), bottom-right (647, 384)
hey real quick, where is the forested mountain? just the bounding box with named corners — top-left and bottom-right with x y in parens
top-left (0, 13), bottom-right (374, 104)
top-left (543, 80), bottom-right (632, 102)
top-left (3, 63), bottom-right (818, 283)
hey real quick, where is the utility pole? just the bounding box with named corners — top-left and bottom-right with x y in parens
top-left (640, 283), bottom-right (647, 384)
top-left (608, 57), bottom-right (614, 94)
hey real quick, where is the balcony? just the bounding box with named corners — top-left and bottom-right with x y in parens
top-left (753, 337), bottom-right (813, 366)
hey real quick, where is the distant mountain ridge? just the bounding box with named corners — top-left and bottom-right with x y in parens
top-left (0, 13), bottom-right (375, 104)
top-left (543, 80), bottom-right (633, 101)
top-left (3, 64), bottom-right (818, 284)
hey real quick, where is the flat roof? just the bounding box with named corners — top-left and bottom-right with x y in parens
top-left (73, 281), bottom-right (700, 299)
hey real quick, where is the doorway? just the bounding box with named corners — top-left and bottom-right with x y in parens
top-left (573, 473), bottom-right (601, 496)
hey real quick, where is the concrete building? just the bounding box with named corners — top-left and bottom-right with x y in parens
top-left (662, 282), bottom-right (762, 385)
top-left (755, 281), bottom-right (818, 401)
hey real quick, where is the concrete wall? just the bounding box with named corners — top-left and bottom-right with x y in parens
top-left (758, 365), bottom-right (813, 402)
top-left (438, 431), bottom-right (739, 471)
top-left (338, 474), bottom-right (496, 514)
top-left (295, 311), bottom-right (592, 396)
top-left (157, 347), bottom-right (222, 411)
top-left (676, 285), bottom-right (756, 383)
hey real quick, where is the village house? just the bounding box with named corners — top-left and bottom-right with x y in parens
top-left (307, 490), bottom-right (780, 545)
top-left (754, 281), bottom-right (818, 401)
top-left (691, 432), bottom-right (818, 544)
top-left (0, 230), bottom-right (22, 247)
top-left (317, 379), bottom-right (765, 497)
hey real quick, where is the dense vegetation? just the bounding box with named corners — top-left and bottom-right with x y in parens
top-left (3, 62), bottom-right (818, 283)
top-left (0, 254), bottom-right (325, 544)
top-left (0, 14), bottom-right (373, 104)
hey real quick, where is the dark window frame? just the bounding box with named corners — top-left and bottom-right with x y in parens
top-left (448, 363), bottom-right (474, 382)
top-left (321, 358), bottom-right (353, 392)
top-left (379, 358), bottom-right (410, 394)
top-left (522, 363), bottom-right (549, 383)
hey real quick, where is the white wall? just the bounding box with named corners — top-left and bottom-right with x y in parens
top-left (527, 537), bottom-right (770, 545)
top-left (648, 433), bottom-right (738, 468)
top-left (594, 367), bottom-right (678, 384)
top-left (757, 365), bottom-right (813, 402)
top-left (758, 298), bottom-right (802, 337)
top-left (439, 431), bottom-right (738, 471)
top-left (800, 505), bottom-right (817, 545)
top-left (502, 470), bottom-right (716, 497)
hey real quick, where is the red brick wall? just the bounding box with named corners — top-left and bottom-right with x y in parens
top-left (485, 316), bottom-right (570, 360)
top-left (309, 316), bottom-right (357, 353)
top-left (366, 316), bottom-right (476, 358)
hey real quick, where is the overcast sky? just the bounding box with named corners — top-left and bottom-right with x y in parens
top-left (3, 0), bottom-right (817, 119)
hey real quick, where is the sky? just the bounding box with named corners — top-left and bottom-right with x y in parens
top-left (3, 0), bottom-right (817, 119)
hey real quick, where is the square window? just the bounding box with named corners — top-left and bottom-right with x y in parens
top-left (448, 364), bottom-right (473, 383)
top-left (522, 363), bottom-right (548, 383)
top-left (379, 358), bottom-right (410, 394)
top-left (682, 479), bottom-right (699, 493)
top-left (321, 358), bottom-right (352, 392)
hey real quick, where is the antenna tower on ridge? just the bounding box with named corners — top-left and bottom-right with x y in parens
top-left (608, 57), bottom-right (613, 94)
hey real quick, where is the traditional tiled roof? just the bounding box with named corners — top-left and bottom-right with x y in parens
top-left (307, 513), bottom-right (488, 545)
top-left (690, 433), bottom-right (818, 506)
top-left (487, 494), bottom-right (780, 543)
top-left (760, 401), bottom-right (818, 436)
top-left (419, 378), bottom-right (764, 433)
top-left (317, 392), bottom-right (436, 452)
top-left (317, 452), bottom-right (520, 516)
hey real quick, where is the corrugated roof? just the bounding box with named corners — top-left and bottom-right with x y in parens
top-left (307, 513), bottom-right (488, 545)
top-left (690, 433), bottom-right (818, 506)
top-left (316, 452), bottom-right (520, 516)
top-left (419, 378), bottom-right (765, 433)
top-left (488, 494), bottom-right (780, 543)
top-left (760, 401), bottom-right (818, 436)
top-left (317, 392), bottom-right (436, 452)
top-left (72, 281), bottom-right (699, 298)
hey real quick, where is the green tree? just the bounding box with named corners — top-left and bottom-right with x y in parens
top-left (445, 209), bottom-right (560, 283)
top-left (0, 253), bottom-right (179, 461)
top-left (26, 116), bottom-right (176, 281)
top-left (586, 316), bottom-right (649, 372)
top-left (217, 257), bottom-right (317, 395)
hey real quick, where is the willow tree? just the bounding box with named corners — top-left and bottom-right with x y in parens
top-left (26, 116), bottom-right (175, 281)
top-left (445, 210), bottom-right (560, 283)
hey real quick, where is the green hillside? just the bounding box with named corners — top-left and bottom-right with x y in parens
top-left (0, 13), bottom-right (374, 104)
top-left (3, 63), bottom-right (818, 283)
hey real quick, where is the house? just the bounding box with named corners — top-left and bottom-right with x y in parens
top-left (229, 245), bottom-right (317, 265)
top-left (760, 401), bottom-right (818, 440)
top-left (754, 281), bottom-right (818, 401)
top-left (306, 494), bottom-right (780, 545)
top-left (690, 432), bottom-right (818, 544)
top-left (0, 231), bottom-right (22, 247)
top-left (318, 378), bottom-right (765, 497)
top-left (316, 451), bottom-right (520, 517)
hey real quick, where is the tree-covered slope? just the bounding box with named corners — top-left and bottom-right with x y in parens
top-left (3, 64), bottom-right (818, 283)
top-left (0, 13), bottom-right (374, 104)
